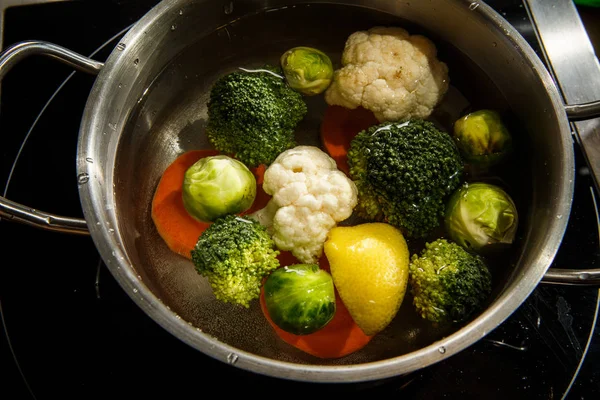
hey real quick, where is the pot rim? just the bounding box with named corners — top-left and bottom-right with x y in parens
top-left (76, 0), bottom-right (575, 383)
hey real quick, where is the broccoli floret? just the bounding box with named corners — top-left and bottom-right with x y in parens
top-left (191, 215), bottom-right (280, 307)
top-left (347, 120), bottom-right (463, 238)
top-left (408, 239), bottom-right (492, 323)
top-left (206, 67), bottom-right (308, 168)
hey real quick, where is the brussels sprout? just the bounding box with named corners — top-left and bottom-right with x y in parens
top-left (182, 155), bottom-right (256, 222)
top-left (264, 264), bottom-right (336, 335)
top-left (452, 109), bottom-right (512, 167)
top-left (445, 182), bottom-right (518, 252)
top-left (280, 46), bottom-right (333, 96)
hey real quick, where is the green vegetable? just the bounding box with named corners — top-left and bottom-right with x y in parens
top-left (264, 264), bottom-right (336, 335)
top-left (182, 155), bottom-right (256, 222)
top-left (452, 109), bottom-right (512, 167)
top-left (191, 215), bottom-right (280, 307)
top-left (445, 182), bottom-right (518, 252)
top-left (280, 46), bottom-right (333, 95)
top-left (206, 66), bottom-right (308, 168)
top-left (574, 0), bottom-right (600, 7)
top-left (409, 238), bottom-right (492, 324)
top-left (347, 120), bottom-right (464, 238)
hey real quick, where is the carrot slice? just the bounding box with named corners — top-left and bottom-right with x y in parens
top-left (154, 150), bottom-right (371, 357)
top-left (320, 105), bottom-right (379, 175)
top-left (261, 253), bottom-right (373, 359)
top-left (244, 164), bottom-right (270, 216)
top-left (151, 150), bottom-right (270, 259)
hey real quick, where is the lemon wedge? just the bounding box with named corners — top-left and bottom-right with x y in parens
top-left (324, 223), bottom-right (410, 336)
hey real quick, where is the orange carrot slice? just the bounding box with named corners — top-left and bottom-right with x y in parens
top-left (151, 150), bottom-right (269, 259)
top-left (154, 150), bottom-right (371, 357)
top-left (261, 253), bottom-right (373, 359)
top-left (320, 105), bottom-right (379, 176)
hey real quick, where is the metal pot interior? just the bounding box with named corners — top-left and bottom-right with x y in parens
top-left (78, 0), bottom-right (573, 380)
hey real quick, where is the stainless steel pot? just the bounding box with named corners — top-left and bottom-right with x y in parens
top-left (1, 0), bottom-right (599, 383)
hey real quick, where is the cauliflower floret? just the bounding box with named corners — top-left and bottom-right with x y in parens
top-left (324, 26), bottom-right (449, 122)
top-left (272, 207), bottom-right (335, 264)
top-left (250, 145), bottom-right (358, 263)
top-left (262, 146), bottom-right (337, 195)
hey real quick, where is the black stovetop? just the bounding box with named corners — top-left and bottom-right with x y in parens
top-left (1, 1), bottom-right (599, 399)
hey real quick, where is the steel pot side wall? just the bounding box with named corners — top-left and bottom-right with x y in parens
top-left (75, 0), bottom-right (574, 382)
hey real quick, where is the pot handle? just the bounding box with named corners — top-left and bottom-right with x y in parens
top-left (542, 103), bottom-right (600, 286)
top-left (524, 0), bottom-right (600, 286)
top-left (565, 100), bottom-right (600, 121)
top-left (0, 41), bottom-right (104, 235)
top-left (542, 268), bottom-right (600, 285)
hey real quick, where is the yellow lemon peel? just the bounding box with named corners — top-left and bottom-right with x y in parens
top-left (324, 223), bottom-right (410, 336)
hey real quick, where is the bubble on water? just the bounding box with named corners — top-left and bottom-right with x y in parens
top-left (438, 346), bottom-right (447, 354)
top-left (116, 43), bottom-right (126, 51)
top-left (133, 58), bottom-right (139, 66)
top-left (469, 2), bottom-right (479, 10)
top-left (77, 173), bottom-right (90, 185)
top-left (227, 353), bottom-right (239, 364)
top-left (171, 24), bottom-right (177, 31)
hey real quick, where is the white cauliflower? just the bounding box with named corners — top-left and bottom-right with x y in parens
top-left (249, 146), bottom-right (358, 264)
top-left (324, 26), bottom-right (449, 122)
